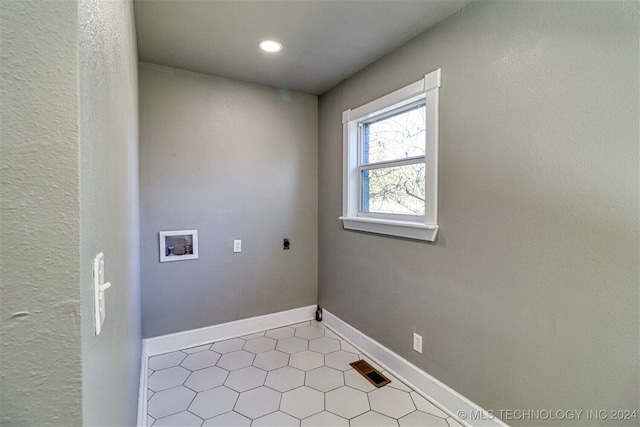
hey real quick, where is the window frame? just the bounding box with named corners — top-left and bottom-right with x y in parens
top-left (340, 69), bottom-right (441, 241)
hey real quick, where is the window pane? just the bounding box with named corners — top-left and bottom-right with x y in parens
top-left (362, 103), bottom-right (425, 165)
top-left (361, 163), bottom-right (425, 215)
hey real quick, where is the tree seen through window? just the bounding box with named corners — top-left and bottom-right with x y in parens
top-left (361, 103), bottom-right (426, 216)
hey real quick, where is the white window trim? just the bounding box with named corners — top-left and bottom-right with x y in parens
top-left (340, 69), bottom-right (441, 241)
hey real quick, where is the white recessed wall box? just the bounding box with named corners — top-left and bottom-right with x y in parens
top-left (159, 230), bottom-right (198, 262)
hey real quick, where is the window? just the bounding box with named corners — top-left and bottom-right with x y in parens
top-left (340, 69), bottom-right (440, 241)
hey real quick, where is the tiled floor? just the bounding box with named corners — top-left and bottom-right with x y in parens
top-left (146, 320), bottom-right (464, 427)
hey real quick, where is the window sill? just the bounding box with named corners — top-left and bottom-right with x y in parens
top-left (339, 216), bottom-right (438, 242)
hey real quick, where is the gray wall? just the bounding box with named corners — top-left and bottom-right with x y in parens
top-left (318, 1), bottom-right (639, 425)
top-left (1, 1), bottom-right (141, 425)
top-left (139, 63), bottom-right (318, 338)
top-left (79, 0), bottom-right (142, 425)
top-left (1, 2), bottom-right (82, 424)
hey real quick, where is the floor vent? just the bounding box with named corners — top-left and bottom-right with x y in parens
top-left (349, 359), bottom-right (391, 388)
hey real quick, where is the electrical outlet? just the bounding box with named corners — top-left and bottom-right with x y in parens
top-left (233, 239), bottom-right (242, 253)
top-left (413, 333), bottom-right (423, 353)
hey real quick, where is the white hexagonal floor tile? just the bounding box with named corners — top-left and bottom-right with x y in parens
top-left (147, 386), bottom-right (196, 419)
top-left (252, 411), bottom-right (299, 427)
top-left (224, 366), bottom-right (266, 392)
top-left (148, 351), bottom-right (186, 371)
top-left (216, 350), bottom-right (255, 370)
top-left (184, 366), bottom-right (228, 392)
top-left (234, 386), bottom-right (281, 419)
top-left (324, 329), bottom-right (342, 340)
top-left (340, 341), bottom-right (359, 354)
top-left (276, 336), bottom-right (308, 354)
top-left (188, 386), bottom-right (238, 420)
top-left (410, 392), bottom-right (449, 418)
top-left (243, 336), bottom-right (277, 354)
top-left (305, 366), bottom-right (343, 392)
top-left (446, 417), bottom-right (464, 427)
top-left (280, 386), bottom-right (324, 419)
top-left (325, 386), bottom-right (369, 419)
top-left (148, 366), bottom-right (191, 391)
top-left (295, 325), bottom-right (325, 340)
top-left (242, 331), bottom-right (265, 339)
top-left (265, 326), bottom-right (295, 340)
top-left (182, 344), bottom-right (212, 354)
top-left (211, 338), bottom-right (245, 354)
top-left (146, 326), bottom-right (461, 427)
top-left (324, 350), bottom-right (359, 371)
top-left (302, 411), bottom-right (349, 427)
top-left (202, 411), bottom-right (251, 427)
top-left (383, 371), bottom-right (412, 392)
top-left (152, 410), bottom-right (203, 427)
top-left (289, 321), bottom-right (310, 328)
top-left (344, 369), bottom-right (376, 392)
top-left (351, 411), bottom-right (399, 427)
top-left (289, 350), bottom-right (324, 371)
top-left (181, 350), bottom-right (221, 371)
top-left (309, 337), bottom-right (340, 354)
top-left (265, 366), bottom-right (305, 392)
top-left (399, 411), bottom-right (449, 426)
top-left (369, 387), bottom-right (415, 419)
top-left (253, 350), bottom-right (289, 371)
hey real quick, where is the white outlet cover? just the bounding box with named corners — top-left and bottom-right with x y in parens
top-left (413, 333), bottom-right (423, 353)
top-left (233, 239), bottom-right (242, 253)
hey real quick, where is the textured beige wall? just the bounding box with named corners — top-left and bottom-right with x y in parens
top-left (0, 1), bottom-right (82, 425)
top-left (1, 1), bottom-right (141, 425)
top-left (139, 64), bottom-right (318, 338)
top-left (318, 1), bottom-right (639, 425)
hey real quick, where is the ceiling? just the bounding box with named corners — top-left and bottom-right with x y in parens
top-left (133, 0), bottom-right (470, 95)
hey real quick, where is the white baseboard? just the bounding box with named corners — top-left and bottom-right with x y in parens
top-left (323, 310), bottom-right (508, 427)
top-left (138, 305), bottom-right (317, 426)
top-left (145, 305), bottom-right (317, 356)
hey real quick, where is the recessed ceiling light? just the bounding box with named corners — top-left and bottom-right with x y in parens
top-left (258, 40), bottom-right (283, 53)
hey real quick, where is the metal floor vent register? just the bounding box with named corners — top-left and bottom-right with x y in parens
top-left (349, 360), bottom-right (391, 388)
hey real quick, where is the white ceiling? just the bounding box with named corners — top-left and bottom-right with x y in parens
top-left (133, 0), bottom-right (470, 95)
